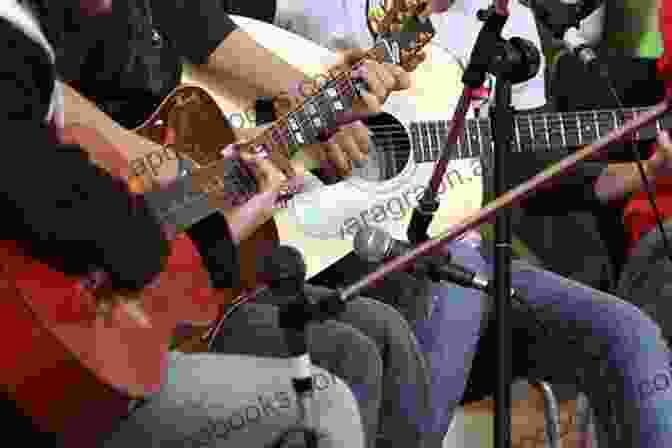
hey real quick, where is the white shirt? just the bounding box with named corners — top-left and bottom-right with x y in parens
top-left (431, 0), bottom-right (547, 111)
top-left (274, 0), bottom-right (547, 112)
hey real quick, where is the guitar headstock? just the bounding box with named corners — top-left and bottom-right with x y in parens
top-left (367, 0), bottom-right (435, 71)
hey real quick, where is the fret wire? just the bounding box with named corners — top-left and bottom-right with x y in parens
top-left (469, 119), bottom-right (480, 157)
top-left (429, 121), bottom-right (439, 151)
top-left (557, 114), bottom-right (567, 147)
top-left (593, 110), bottom-right (600, 138)
top-left (421, 122), bottom-right (430, 162)
top-left (410, 123), bottom-right (424, 162)
top-left (420, 123), bottom-right (429, 162)
top-left (475, 118), bottom-right (483, 157)
top-left (513, 117), bottom-right (522, 152)
top-left (439, 121), bottom-right (448, 161)
top-left (536, 114), bottom-right (549, 148)
top-left (279, 75), bottom-right (356, 147)
top-left (460, 121), bottom-right (469, 157)
top-left (543, 114), bottom-right (550, 145)
top-left (520, 115), bottom-right (533, 152)
top-left (308, 91), bottom-right (333, 135)
top-left (479, 119), bottom-right (491, 156)
top-left (461, 121), bottom-right (469, 157)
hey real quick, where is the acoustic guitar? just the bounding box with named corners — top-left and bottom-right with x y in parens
top-left (0, 10), bottom-right (434, 446)
top-left (183, 15), bottom-right (672, 278)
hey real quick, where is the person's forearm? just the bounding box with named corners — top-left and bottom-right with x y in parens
top-left (61, 82), bottom-right (179, 183)
top-left (198, 28), bottom-right (311, 104)
top-left (594, 161), bottom-right (658, 202)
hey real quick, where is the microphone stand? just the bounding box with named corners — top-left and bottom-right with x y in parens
top-left (491, 64), bottom-right (515, 448)
top-left (407, 2), bottom-right (539, 446)
top-left (259, 246), bottom-right (347, 448)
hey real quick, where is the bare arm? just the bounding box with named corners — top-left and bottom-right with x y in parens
top-left (594, 131), bottom-right (672, 202)
top-left (189, 28), bottom-right (313, 109)
top-left (63, 81), bottom-right (286, 242)
top-left (594, 161), bottom-right (658, 202)
top-left (61, 82), bottom-right (181, 184)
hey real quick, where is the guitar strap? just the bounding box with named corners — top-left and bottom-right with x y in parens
top-left (0, 1), bottom-right (64, 141)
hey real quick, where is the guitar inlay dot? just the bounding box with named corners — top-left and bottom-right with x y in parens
top-left (326, 88), bottom-right (337, 98)
top-left (333, 101), bottom-right (343, 111)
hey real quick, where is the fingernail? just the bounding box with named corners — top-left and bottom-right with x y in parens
top-left (353, 65), bottom-right (367, 78)
top-left (220, 143), bottom-right (239, 158)
top-left (288, 82), bottom-right (302, 98)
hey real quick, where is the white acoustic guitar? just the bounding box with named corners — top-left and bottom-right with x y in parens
top-left (184, 15), bottom-right (482, 277)
top-left (183, 15), bottom-right (667, 278)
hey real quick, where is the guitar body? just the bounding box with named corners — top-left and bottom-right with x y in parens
top-left (182, 15), bottom-right (483, 277)
top-left (0, 110), bottom-right (258, 443)
top-left (134, 84), bottom-right (280, 299)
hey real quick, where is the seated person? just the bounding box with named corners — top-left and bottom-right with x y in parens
top-left (217, 0), bottom-right (672, 447)
top-left (1, 0), bottom-right (367, 446)
top-left (33, 0), bottom-right (436, 447)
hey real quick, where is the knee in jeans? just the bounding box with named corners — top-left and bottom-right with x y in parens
top-left (604, 301), bottom-right (666, 354)
top-left (357, 296), bottom-right (419, 332)
top-left (308, 320), bottom-right (383, 387)
top-left (312, 368), bottom-right (366, 446)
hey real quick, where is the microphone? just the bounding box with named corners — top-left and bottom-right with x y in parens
top-left (530, 0), bottom-right (605, 72)
top-left (354, 226), bottom-right (516, 297)
top-left (258, 245), bottom-right (318, 448)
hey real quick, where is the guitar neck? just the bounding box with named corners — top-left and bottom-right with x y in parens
top-left (141, 157), bottom-right (255, 232)
top-left (139, 20), bottom-right (438, 233)
top-left (411, 106), bottom-right (672, 163)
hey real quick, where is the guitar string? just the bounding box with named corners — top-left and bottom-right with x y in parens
top-left (362, 110), bottom-right (661, 149)
top-left (157, 36), bottom-right (431, 218)
top-left (363, 108), bottom-right (657, 133)
top-left (156, 67), bottom-right (379, 223)
top-left (257, 32), bottom-right (431, 154)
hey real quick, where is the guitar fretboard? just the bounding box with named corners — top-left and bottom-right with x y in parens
top-left (142, 156), bottom-right (256, 232)
top-left (410, 107), bottom-right (672, 163)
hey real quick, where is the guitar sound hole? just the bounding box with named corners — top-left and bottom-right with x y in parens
top-left (351, 113), bottom-right (410, 182)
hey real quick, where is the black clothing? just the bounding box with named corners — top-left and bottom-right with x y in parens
top-left (462, 55), bottom-right (666, 405)
top-left (33, 0), bottom-right (243, 288)
top-left (35, 0), bottom-right (238, 128)
top-left (480, 54), bottom-right (665, 291)
top-left (0, 17), bottom-right (168, 291)
top-left (220, 0), bottom-right (277, 25)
